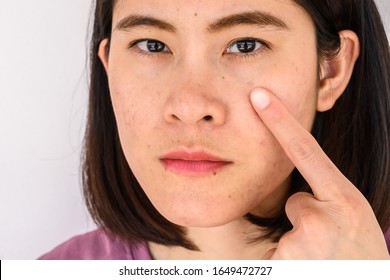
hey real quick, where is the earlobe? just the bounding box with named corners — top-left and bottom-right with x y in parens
top-left (98, 38), bottom-right (110, 72)
top-left (317, 30), bottom-right (360, 112)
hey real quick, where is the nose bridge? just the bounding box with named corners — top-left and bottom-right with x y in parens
top-left (163, 57), bottom-right (226, 126)
top-left (177, 53), bottom-right (214, 91)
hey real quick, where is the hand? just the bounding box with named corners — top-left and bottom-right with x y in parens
top-left (250, 88), bottom-right (390, 259)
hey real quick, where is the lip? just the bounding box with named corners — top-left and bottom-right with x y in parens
top-left (160, 150), bottom-right (233, 176)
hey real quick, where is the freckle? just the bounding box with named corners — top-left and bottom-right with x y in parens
top-left (213, 172), bottom-right (217, 176)
top-left (194, 13), bottom-right (198, 16)
top-left (222, 76), bottom-right (225, 80)
top-left (228, 194), bottom-right (232, 199)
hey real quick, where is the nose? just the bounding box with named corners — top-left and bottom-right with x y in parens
top-left (163, 69), bottom-right (227, 127)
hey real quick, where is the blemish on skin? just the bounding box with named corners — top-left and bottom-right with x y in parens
top-left (213, 172), bottom-right (217, 176)
top-left (222, 76), bottom-right (225, 80)
top-left (194, 13), bottom-right (198, 17)
top-left (247, 80), bottom-right (254, 87)
top-left (228, 194), bottom-right (232, 199)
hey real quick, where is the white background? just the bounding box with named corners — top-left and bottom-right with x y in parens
top-left (0, 0), bottom-right (390, 260)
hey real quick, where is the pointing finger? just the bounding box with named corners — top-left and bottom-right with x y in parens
top-left (250, 88), bottom-right (353, 201)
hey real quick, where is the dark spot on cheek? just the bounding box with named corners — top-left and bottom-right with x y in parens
top-left (247, 80), bottom-right (254, 87)
top-left (228, 194), bottom-right (232, 199)
top-left (222, 76), bottom-right (225, 80)
top-left (194, 13), bottom-right (198, 16)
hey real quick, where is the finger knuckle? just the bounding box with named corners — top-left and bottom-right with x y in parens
top-left (298, 210), bottom-right (322, 234)
top-left (288, 137), bottom-right (316, 163)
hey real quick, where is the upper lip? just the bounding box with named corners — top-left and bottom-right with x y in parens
top-left (160, 150), bottom-right (232, 162)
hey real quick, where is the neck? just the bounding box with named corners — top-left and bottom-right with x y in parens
top-left (149, 219), bottom-right (276, 260)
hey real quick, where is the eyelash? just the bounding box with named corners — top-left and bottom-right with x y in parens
top-left (225, 37), bottom-right (270, 60)
top-left (128, 38), bottom-right (171, 57)
top-left (128, 37), bottom-right (270, 59)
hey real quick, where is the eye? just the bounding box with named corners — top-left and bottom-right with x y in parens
top-left (226, 38), bottom-right (265, 54)
top-left (132, 39), bottom-right (170, 53)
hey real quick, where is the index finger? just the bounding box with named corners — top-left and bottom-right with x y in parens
top-left (250, 88), bottom-right (353, 201)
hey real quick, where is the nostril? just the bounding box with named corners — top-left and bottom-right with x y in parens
top-left (171, 114), bottom-right (180, 121)
top-left (204, 115), bottom-right (213, 121)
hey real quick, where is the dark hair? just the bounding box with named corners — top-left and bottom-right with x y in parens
top-left (83, 0), bottom-right (390, 249)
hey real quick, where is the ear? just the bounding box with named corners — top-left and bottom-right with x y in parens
top-left (98, 38), bottom-right (110, 72)
top-left (317, 30), bottom-right (360, 112)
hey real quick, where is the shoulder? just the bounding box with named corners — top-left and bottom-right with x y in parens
top-left (38, 228), bottom-right (152, 260)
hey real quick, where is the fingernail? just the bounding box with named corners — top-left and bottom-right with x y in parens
top-left (251, 89), bottom-right (270, 110)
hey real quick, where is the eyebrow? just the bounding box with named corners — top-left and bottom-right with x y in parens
top-left (115, 15), bottom-right (176, 32)
top-left (114, 11), bottom-right (290, 33)
top-left (208, 11), bottom-right (290, 33)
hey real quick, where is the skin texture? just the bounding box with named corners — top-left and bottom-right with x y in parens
top-left (98, 0), bottom-right (389, 259)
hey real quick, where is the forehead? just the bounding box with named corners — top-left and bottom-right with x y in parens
top-left (112, 0), bottom-right (311, 31)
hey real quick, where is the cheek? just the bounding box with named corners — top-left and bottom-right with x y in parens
top-left (108, 60), bottom-right (162, 126)
top-left (223, 58), bottom-right (319, 131)
top-left (107, 69), bottom-right (159, 162)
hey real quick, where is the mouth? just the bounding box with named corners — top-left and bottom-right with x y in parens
top-left (160, 150), bottom-right (233, 177)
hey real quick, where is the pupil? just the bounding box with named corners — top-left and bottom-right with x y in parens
top-left (237, 40), bottom-right (256, 53)
top-left (147, 40), bottom-right (164, 52)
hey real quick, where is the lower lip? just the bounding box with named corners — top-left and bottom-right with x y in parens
top-left (161, 159), bottom-right (231, 176)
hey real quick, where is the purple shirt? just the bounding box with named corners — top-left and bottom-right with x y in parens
top-left (39, 227), bottom-right (390, 259)
top-left (39, 229), bottom-right (152, 260)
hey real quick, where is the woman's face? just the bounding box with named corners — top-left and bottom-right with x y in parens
top-left (102, 0), bottom-right (319, 227)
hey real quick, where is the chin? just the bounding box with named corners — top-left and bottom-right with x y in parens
top-left (157, 201), bottom-right (249, 228)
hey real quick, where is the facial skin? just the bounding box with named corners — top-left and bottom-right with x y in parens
top-left (97, 0), bottom-right (390, 260)
top-left (99, 0), bottom-right (321, 228)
